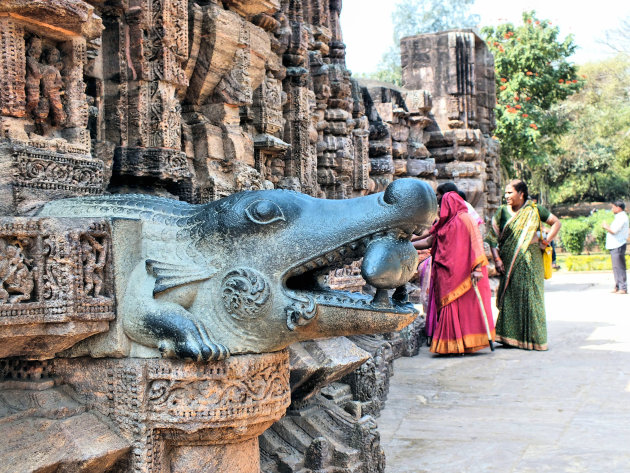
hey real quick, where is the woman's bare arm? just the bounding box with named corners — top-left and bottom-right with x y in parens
top-left (412, 234), bottom-right (434, 250)
top-left (544, 213), bottom-right (561, 244)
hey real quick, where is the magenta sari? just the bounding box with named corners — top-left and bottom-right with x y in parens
top-left (429, 192), bottom-right (495, 354)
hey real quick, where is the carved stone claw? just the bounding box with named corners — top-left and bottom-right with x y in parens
top-left (158, 338), bottom-right (229, 362)
top-left (146, 311), bottom-right (230, 362)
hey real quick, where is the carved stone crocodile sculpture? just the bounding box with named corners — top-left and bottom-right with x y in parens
top-left (39, 178), bottom-right (437, 360)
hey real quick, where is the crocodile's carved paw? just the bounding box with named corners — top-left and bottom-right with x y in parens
top-left (143, 310), bottom-right (230, 361)
top-left (159, 337), bottom-right (229, 361)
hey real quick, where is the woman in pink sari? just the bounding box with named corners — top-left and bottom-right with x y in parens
top-left (415, 192), bottom-right (495, 354)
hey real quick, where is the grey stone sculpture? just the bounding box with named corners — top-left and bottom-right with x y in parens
top-left (39, 178), bottom-right (436, 360)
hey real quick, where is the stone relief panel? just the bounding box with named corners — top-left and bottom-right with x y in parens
top-left (0, 217), bottom-right (114, 358)
top-left (0, 1), bottom-right (104, 215)
top-left (0, 235), bottom-right (34, 304)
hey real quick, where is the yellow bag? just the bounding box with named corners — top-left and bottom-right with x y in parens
top-left (536, 203), bottom-right (553, 280)
top-left (542, 245), bottom-right (553, 279)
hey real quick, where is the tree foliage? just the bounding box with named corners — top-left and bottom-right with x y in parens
top-left (560, 218), bottom-right (590, 255)
top-left (549, 55), bottom-right (630, 204)
top-left (366, 0), bottom-right (480, 85)
top-left (481, 11), bottom-right (584, 185)
top-left (391, 0), bottom-right (480, 42)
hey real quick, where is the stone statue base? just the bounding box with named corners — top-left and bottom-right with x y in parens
top-left (1, 351), bottom-right (290, 473)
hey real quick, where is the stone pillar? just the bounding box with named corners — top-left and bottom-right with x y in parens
top-left (107, 0), bottom-right (193, 198)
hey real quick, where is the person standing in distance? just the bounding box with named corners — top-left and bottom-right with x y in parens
top-left (602, 201), bottom-right (629, 294)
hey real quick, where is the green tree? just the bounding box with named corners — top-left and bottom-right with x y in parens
top-left (560, 218), bottom-right (590, 255)
top-left (481, 11), bottom-right (584, 187)
top-left (548, 54), bottom-right (630, 204)
top-left (367, 0), bottom-right (480, 85)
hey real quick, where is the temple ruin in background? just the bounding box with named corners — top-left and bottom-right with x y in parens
top-left (0, 1), bottom-right (498, 472)
top-left (401, 29), bottom-right (501, 217)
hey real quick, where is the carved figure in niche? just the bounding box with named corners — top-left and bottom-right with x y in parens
top-left (25, 37), bottom-right (67, 131)
top-left (39, 179), bottom-right (437, 360)
top-left (0, 240), bottom-right (34, 304)
top-left (25, 37), bottom-right (43, 116)
top-left (37, 47), bottom-right (67, 127)
top-left (80, 234), bottom-right (107, 297)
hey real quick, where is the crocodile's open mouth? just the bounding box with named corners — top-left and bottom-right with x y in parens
top-left (283, 228), bottom-right (417, 315)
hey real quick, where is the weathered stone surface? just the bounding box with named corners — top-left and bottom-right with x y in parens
top-left (52, 352), bottom-right (290, 473)
top-left (0, 359), bottom-right (129, 472)
top-left (358, 79), bottom-right (437, 195)
top-left (401, 30), bottom-right (500, 220)
top-left (342, 335), bottom-right (395, 417)
top-left (385, 312), bottom-right (426, 359)
top-left (289, 337), bottom-right (371, 405)
top-left (260, 391), bottom-right (386, 473)
top-left (0, 1), bottom-right (104, 214)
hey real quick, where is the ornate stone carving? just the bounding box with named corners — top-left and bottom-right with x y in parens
top-left (0, 237), bottom-right (33, 304)
top-left (0, 217), bottom-right (114, 358)
top-left (39, 178), bottom-right (436, 360)
top-left (0, 1), bottom-right (104, 214)
top-left (261, 391), bottom-right (386, 473)
top-left (342, 335), bottom-right (395, 417)
top-left (253, 74), bottom-right (285, 136)
top-left (0, 16), bottom-right (25, 118)
top-left (52, 351), bottom-right (290, 472)
top-left (14, 146), bottom-right (104, 193)
top-left (221, 268), bottom-right (272, 321)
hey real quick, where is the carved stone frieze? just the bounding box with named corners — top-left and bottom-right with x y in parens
top-left (53, 351), bottom-right (291, 472)
top-left (13, 146), bottom-right (103, 192)
top-left (113, 146), bottom-right (192, 182)
top-left (0, 1), bottom-right (104, 214)
top-left (0, 217), bottom-right (114, 358)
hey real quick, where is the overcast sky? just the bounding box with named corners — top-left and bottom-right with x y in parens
top-left (340, 0), bottom-right (630, 75)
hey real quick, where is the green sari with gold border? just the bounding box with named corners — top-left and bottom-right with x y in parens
top-left (489, 202), bottom-right (548, 350)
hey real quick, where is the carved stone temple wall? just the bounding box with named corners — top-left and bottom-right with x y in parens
top-left (0, 1), bottom-right (497, 472)
top-left (401, 29), bottom-right (501, 219)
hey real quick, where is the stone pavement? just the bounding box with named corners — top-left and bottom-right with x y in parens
top-left (380, 271), bottom-right (630, 473)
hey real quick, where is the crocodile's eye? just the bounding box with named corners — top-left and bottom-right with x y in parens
top-left (245, 200), bottom-right (285, 225)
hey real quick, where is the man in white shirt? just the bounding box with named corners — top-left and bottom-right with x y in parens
top-left (602, 201), bottom-right (629, 294)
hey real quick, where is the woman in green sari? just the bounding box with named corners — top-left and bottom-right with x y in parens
top-left (488, 180), bottom-right (561, 350)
